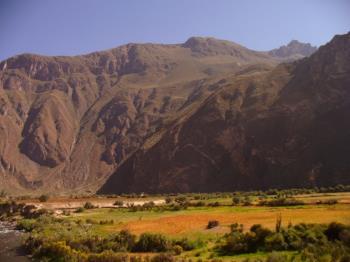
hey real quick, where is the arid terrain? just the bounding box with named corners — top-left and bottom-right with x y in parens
top-left (2, 34), bottom-right (338, 195)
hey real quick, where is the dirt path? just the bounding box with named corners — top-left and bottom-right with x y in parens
top-left (24, 198), bottom-right (166, 210)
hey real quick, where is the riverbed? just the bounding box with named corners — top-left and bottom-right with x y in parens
top-left (0, 221), bottom-right (29, 261)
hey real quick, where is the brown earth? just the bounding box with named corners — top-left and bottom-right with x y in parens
top-left (100, 33), bottom-right (350, 194)
top-left (2, 33), bottom-right (347, 195)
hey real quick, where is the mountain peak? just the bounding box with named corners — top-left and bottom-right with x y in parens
top-left (269, 40), bottom-right (317, 59)
top-left (181, 36), bottom-right (248, 56)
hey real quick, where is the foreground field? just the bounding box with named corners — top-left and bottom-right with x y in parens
top-left (2, 191), bottom-right (350, 261)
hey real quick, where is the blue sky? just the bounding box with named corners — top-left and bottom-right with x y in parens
top-left (0, 0), bottom-right (349, 61)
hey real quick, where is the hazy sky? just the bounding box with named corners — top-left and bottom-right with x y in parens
top-left (0, 0), bottom-right (349, 61)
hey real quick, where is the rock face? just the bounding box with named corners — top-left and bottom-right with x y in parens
top-left (99, 33), bottom-right (350, 194)
top-left (268, 40), bottom-right (317, 60)
top-left (0, 34), bottom-right (347, 195)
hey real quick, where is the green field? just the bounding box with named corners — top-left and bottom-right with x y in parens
top-left (4, 191), bottom-right (348, 261)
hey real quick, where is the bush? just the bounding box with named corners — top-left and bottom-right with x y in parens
top-left (172, 245), bottom-right (183, 255)
top-left (114, 200), bottom-right (124, 207)
top-left (259, 198), bottom-right (304, 207)
top-left (243, 196), bottom-right (252, 206)
top-left (207, 220), bottom-right (219, 229)
top-left (142, 201), bottom-right (155, 210)
top-left (33, 241), bottom-right (87, 261)
top-left (265, 233), bottom-right (287, 251)
top-left (173, 237), bottom-right (203, 251)
top-left (84, 202), bottom-right (95, 209)
top-left (75, 207), bottom-right (85, 213)
top-left (111, 230), bottom-right (136, 252)
top-left (165, 197), bottom-right (172, 204)
top-left (174, 196), bottom-right (187, 204)
top-left (17, 219), bottom-right (36, 232)
top-left (232, 196), bottom-right (241, 205)
top-left (134, 233), bottom-right (171, 252)
top-left (325, 222), bottom-right (347, 241)
top-left (38, 194), bottom-right (49, 202)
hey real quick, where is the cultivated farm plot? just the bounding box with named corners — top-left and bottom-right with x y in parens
top-left (70, 204), bottom-right (350, 237)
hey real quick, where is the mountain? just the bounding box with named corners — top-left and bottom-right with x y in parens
top-left (99, 33), bottom-right (350, 194)
top-left (268, 40), bottom-right (317, 60)
top-left (0, 35), bottom-right (338, 195)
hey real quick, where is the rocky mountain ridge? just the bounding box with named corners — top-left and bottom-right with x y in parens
top-left (1, 34), bottom-right (346, 195)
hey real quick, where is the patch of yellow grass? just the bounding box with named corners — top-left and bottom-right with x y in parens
top-left (104, 205), bottom-right (350, 236)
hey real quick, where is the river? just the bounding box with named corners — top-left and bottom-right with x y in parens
top-left (0, 221), bottom-right (29, 261)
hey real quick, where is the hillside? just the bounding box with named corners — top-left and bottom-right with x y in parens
top-left (99, 33), bottom-right (350, 193)
top-left (0, 35), bottom-right (331, 195)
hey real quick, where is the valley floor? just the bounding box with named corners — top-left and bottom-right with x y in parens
top-left (7, 191), bottom-right (350, 261)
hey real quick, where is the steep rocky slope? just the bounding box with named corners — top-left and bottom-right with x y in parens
top-left (99, 33), bottom-right (350, 194)
top-left (0, 36), bottom-right (327, 195)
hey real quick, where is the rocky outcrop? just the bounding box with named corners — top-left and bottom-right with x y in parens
top-left (268, 40), bottom-right (317, 59)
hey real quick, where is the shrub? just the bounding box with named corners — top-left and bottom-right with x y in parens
top-left (222, 230), bottom-right (248, 254)
top-left (142, 201), bottom-right (155, 209)
top-left (84, 202), bottom-right (95, 209)
top-left (114, 200), bottom-right (124, 207)
top-left (17, 219), bottom-right (36, 232)
top-left (38, 194), bottom-right (49, 202)
top-left (264, 233), bottom-right (287, 251)
top-left (243, 196), bottom-right (252, 206)
top-left (33, 241), bottom-right (87, 261)
top-left (75, 207), bottom-right (85, 213)
top-left (173, 237), bottom-right (203, 251)
top-left (174, 196), bottom-right (187, 204)
top-left (21, 204), bottom-right (36, 218)
top-left (134, 233), bottom-right (171, 252)
top-left (111, 230), bottom-right (136, 252)
top-left (207, 220), bottom-right (219, 229)
top-left (172, 245), bottom-right (183, 255)
top-left (325, 222), bottom-right (347, 241)
top-left (165, 197), bottom-right (172, 204)
top-left (259, 198), bottom-right (304, 207)
top-left (232, 196), bottom-right (241, 205)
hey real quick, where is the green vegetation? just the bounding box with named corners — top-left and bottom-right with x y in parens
top-left (216, 221), bottom-right (350, 261)
top-left (20, 215), bottom-right (204, 261)
top-left (2, 187), bottom-right (350, 261)
top-left (19, 213), bottom-right (350, 261)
